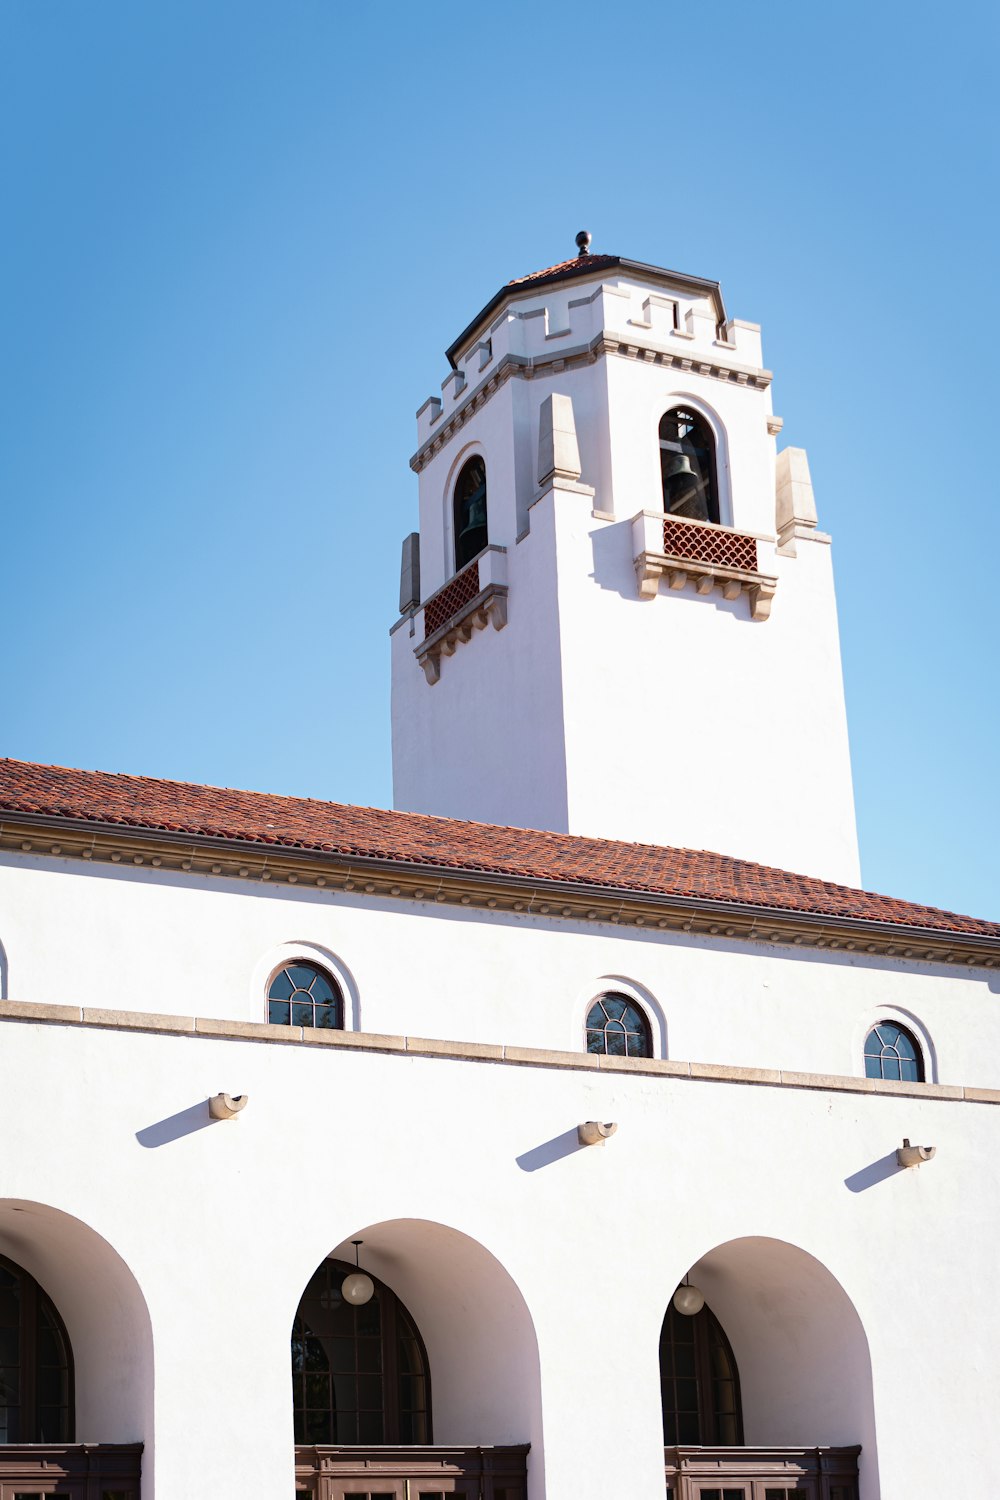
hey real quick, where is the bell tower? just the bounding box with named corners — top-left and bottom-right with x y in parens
top-left (390, 239), bottom-right (861, 887)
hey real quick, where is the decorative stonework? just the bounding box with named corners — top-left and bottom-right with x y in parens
top-left (631, 511), bottom-right (778, 619)
top-left (416, 547), bottom-right (508, 684)
top-left (1, 820), bottom-right (995, 968)
top-left (411, 323), bottom-right (773, 474)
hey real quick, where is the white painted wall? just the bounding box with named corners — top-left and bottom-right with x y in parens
top-left (2, 854), bottom-right (998, 1087)
top-left (1, 1009), bottom-right (998, 1499)
top-left (392, 267), bottom-right (860, 886)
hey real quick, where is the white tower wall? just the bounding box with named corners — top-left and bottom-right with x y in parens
top-left (392, 260), bottom-right (860, 886)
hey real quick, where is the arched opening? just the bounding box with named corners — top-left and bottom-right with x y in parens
top-left (863, 1020), bottom-right (923, 1082)
top-left (0, 1252), bottom-right (74, 1441)
top-left (659, 1297), bottom-right (742, 1446)
top-left (0, 1201), bottom-right (150, 1496)
top-left (292, 1256), bottom-right (430, 1444)
top-left (659, 407), bottom-right (719, 524)
top-left (663, 1239), bottom-right (876, 1500)
top-left (289, 1220), bottom-right (539, 1499)
top-left (453, 456), bottom-right (488, 571)
top-left (268, 959), bottom-right (344, 1031)
top-left (585, 993), bottom-right (653, 1058)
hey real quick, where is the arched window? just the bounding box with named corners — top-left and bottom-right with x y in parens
top-left (659, 407), bottom-right (720, 524)
top-left (292, 1258), bottom-right (430, 1445)
top-left (0, 1254), bottom-right (74, 1443)
top-left (864, 1021), bottom-right (924, 1082)
top-left (453, 457), bottom-right (488, 571)
top-left (268, 961), bottom-right (343, 1030)
top-left (660, 1297), bottom-right (743, 1446)
top-left (585, 993), bottom-right (652, 1058)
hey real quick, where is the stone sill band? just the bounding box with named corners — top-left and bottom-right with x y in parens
top-left (1, 999), bottom-right (996, 1106)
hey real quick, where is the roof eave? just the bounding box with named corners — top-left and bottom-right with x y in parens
top-left (444, 258), bottom-right (728, 370)
top-left (4, 808), bottom-right (997, 964)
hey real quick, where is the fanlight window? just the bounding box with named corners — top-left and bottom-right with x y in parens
top-left (659, 407), bottom-right (720, 524)
top-left (453, 456), bottom-right (488, 571)
top-left (864, 1021), bottom-right (923, 1082)
top-left (0, 1254), bottom-right (74, 1443)
top-left (292, 1258), bottom-right (430, 1444)
top-left (585, 993), bottom-right (652, 1058)
top-left (268, 961), bottom-right (343, 1029)
top-left (660, 1298), bottom-right (743, 1446)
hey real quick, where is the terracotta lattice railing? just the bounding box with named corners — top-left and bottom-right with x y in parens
top-left (423, 559), bottom-right (481, 639)
top-left (662, 515), bottom-right (758, 572)
top-left (416, 549), bottom-right (509, 684)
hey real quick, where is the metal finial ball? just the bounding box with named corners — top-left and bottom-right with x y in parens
top-left (575, 230), bottom-right (592, 257)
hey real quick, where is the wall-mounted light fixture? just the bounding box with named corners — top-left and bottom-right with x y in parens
top-left (578, 1121), bottom-right (618, 1146)
top-left (342, 1240), bottom-right (375, 1306)
top-left (209, 1093), bottom-right (248, 1119)
top-left (897, 1137), bottom-right (936, 1168)
top-left (673, 1277), bottom-right (705, 1317)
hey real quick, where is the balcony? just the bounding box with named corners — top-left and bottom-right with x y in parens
top-left (632, 511), bottom-right (777, 619)
top-left (294, 1443), bottom-right (529, 1499)
top-left (415, 547), bottom-right (508, 684)
top-left (664, 1444), bottom-right (861, 1499)
top-left (0, 1442), bottom-right (143, 1497)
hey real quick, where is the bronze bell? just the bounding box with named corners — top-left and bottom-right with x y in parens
top-left (459, 492), bottom-right (487, 541)
top-left (663, 453), bottom-right (705, 518)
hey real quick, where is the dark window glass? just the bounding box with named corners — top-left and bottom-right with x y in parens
top-left (585, 994), bottom-right (652, 1058)
top-left (0, 1254), bottom-right (73, 1443)
top-left (453, 457), bottom-right (488, 572)
top-left (660, 1299), bottom-right (743, 1446)
top-left (659, 407), bottom-right (720, 524)
top-left (864, 1022), bottom-right (923, 1082)
top-left (292, 1259), bottom-right (430, 1445)
top-left (268, 962), bottom-right (344, 1031)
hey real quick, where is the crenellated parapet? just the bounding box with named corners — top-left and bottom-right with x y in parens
top-left (413, 267), bottom-right (770, 465)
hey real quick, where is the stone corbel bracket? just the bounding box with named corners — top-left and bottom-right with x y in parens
top-left (631, 511), bottom-right (777, 620)
top-left (415, 547), bottom-right (509, 685)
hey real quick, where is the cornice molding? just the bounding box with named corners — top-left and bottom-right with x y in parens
top-left (1, 998), bottom-right (997, 1106)
top-left (410, 328), bottom-right (773, 475)
top-left (1, 814), bottom-right (997, 971)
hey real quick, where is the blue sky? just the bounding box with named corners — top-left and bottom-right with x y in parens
top-left (1, 1), bottom-right (997, 917)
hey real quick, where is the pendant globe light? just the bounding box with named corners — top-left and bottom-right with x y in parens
top-left (672, 1276), bottom-right (705, 1317)
top-left (342, 1239), bottom-right (375, 1306)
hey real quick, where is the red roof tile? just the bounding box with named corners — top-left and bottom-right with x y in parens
top-left (508, 253), bottom-right (620, 286)
top-left (0, 759), bottom-right (995, 939)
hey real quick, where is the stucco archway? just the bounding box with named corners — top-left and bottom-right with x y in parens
top-left (0, 1200), bottom-right (153, 1455)
top-left (675, 1236), bottom-right (879, 1498)
top-left (287, 1218), bottom-right (543, 1495)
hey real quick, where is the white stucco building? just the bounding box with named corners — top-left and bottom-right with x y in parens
top-left (1, 242), bottom-right (998, 1500)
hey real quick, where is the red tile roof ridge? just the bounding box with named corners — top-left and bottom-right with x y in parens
top-left (508, 253), bottom-right (620, 286)
top-left (0, 757), bottom-right (996, 938)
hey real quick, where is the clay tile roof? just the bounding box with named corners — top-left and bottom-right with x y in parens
top-left (1, 758), bottom-right (996, 939)
top-left (508, 253), bottom-right (621, 287)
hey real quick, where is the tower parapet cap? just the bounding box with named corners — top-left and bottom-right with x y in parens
top-left (415, 269), bottom-right (766, 453)
top-left (445, 253), bottom-right (728, 369)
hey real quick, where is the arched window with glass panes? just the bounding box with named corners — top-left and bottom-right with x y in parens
top-left (585, 993), bottom-right (652, 1058)
top-left (292, 1258), bottom-right (431, 1445)
top-left (0, 1254), bottom-right (74, 1443)
top-left (268, 960), bottom-right (344, 1030)
top-left (864, 1021), bottom-right (924, 1082)
top-left (660, 1296), bottom-right (742, 1446)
